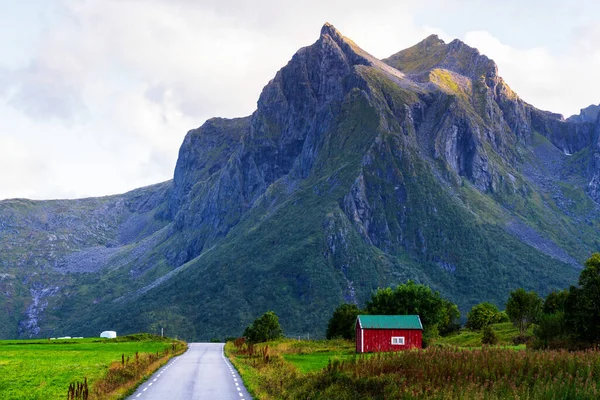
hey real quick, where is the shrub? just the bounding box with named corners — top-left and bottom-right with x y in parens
top-left (481, 325), bottom-right (498, 345)
top-left (243, 311), bottom-right (284, 344)
top-left (466, 302), bottom-right (503, 330)
top-left (326, 303), bottom-right (359, 340)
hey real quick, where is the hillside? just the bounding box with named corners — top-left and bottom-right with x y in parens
top-left (1, 23), bottom-right (599, 340)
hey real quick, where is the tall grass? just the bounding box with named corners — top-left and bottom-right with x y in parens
top-left (88, 342), bottom-right (187, 399)
top-left (227, 340), bottom-right (600, 399)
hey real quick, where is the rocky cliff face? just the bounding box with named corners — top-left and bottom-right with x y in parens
top-left (1, 24), bottom-right (599, 340)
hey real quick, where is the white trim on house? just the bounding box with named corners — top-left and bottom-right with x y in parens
top-left (357, 316), bottom-right (364, 353)
top-left (391, 336), bottom-right (405, 345)
top-left (361, 328), bottom-right (364, 353)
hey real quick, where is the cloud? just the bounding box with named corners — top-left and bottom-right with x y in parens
top-left (463, 30), bottom-right (600, 117)
top-left (7, 61), bottom-right (89, 122)
top-left (0, 0), bottom-right (438, 200)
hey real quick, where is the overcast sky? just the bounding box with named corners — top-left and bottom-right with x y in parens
top-left (1, 0), bottom-right (599, 200)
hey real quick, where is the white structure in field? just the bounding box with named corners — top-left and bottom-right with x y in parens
top-left (100, 331), bottom-right (117, 339)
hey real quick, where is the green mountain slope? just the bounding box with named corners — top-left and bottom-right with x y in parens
top-left (1, 24), bottom-right (599, 340)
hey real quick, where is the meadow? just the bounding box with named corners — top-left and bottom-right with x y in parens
top-left (226, 328), bottom-right (600, 399)
top-left (0, 334), bottom-right (186, 400)
top-left (434, 322), bottom-right (529, 349)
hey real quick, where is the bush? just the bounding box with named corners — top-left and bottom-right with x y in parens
top-left (481, 325), bottom-right (498, 345)
top-left (243, 311), bottom-right (283, 344)
top-left (496, 311), bottom-right (510, 323)
top-left (511, 334), bottom-right (531, 346)
top-left (466, 302), bottom-right (503, 330)
top-left (326, 304), bottom-right (359, 340)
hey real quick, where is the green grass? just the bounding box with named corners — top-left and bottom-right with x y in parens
top-left (283, 351), bottom-right (351, 373)
top-left (436, 322), bottom-right (530, 348)
top-left (228, 338), bottom-right (600, 399)
top-left (429, 68), bottom-right (471, 103)
top-left (279, 339), bottom-right (355, 373)
top-left (0, 334), bottom-right (178, 399)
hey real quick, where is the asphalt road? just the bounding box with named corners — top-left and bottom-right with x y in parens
top-left (128, 343), bottom-right (251, 400)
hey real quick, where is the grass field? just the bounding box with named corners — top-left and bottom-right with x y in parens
top-left (434, 322), bottom-right (531, 348)
top-left (279, 339), bottom-right (355, 373)
top-left (0, 334), bottom-right (185, 400)
top-left (226, 326), bottom-right (600, 399)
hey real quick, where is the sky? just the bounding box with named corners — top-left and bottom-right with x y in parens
top-left (1, 0), bottom-right (599, 200)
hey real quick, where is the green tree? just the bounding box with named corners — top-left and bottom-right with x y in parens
top-left (542, 289), bottom-right (569, 314)
top-left (326, 303), bottom-right (360, 340)
top-left (533, 312), bottom-right (567, 349)
top-left (565, 253), bottom-right (600, 343)
top-left (496, 311), bottom-right (510, 323)
top-left (439, 299), bottom-right (461, 336)
top-left (365, 281), bottom-right (446, 333)
top-left (505, 288), bottom-right (542, 336)
top-left (243, 311), bottom-right (283, 343)
top-left (532, 290), bottom-right (570, 349)
top-left (466, 302), bottom-right (502, 331)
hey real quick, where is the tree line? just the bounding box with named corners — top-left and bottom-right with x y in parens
top-left (241, 253), bottom-right (600, 348)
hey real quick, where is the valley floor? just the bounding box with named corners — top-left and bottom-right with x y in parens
top-left (226, 327), bottom-right (600, 399)
top-left (0, 334), bottom-right (186, 399)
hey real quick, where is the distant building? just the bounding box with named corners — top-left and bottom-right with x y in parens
top-left (356, 315), bottom-right (423, 353)
top-left (100, 331), bottom-right (117, 339)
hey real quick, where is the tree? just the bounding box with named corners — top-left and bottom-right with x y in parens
top-left (439, 299), bottom-right (461, 336)
top-left (466, 302), bottom-right (503, 331)
top-left (326, 303), bottom-right (360, 340)
top-left (505, 288), bottom-right (542, 336)
top-left (532, 290), bottom-right (570, 349)
top-left (533, 312), bottom-right (567, 349)
top-left (565, 253), bottom-right (600, 343)
top-left (542, 289), bottom-right (569, 314)
top-left (365, 281), bottom-right (446, 333)
top-left (243, 311), bottom-right (283, 343)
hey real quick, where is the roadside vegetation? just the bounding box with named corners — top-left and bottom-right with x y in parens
top-left (227, 253), bottom-right (600, 399)
top-left (0, 333), bottom-right (186, 400)
top-left (227, 339), bottom-right (600, 399)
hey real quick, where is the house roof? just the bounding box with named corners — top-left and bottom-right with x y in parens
top-left (357, 315), bottom-right (423, 330)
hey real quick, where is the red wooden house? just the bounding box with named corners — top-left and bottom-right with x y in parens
top-left (356, 315), bottom-right (423, 353)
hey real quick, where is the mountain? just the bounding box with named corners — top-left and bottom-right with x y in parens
top-left (1, 24), bottom-right (599, 340)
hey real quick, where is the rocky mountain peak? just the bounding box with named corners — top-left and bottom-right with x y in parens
top-left (421, 34), bottom-right (445, 47)
top-left (320, 22), bottom-right (342, 40)
top-left (383, 34), bottom-right (498, 82)
top-left (316, 22), bottom-right (374, 68)
top-left (567, 104), bottom-right (600, 123)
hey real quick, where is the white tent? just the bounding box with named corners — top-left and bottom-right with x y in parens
top-left (100, 330), bottom-right (117, 339)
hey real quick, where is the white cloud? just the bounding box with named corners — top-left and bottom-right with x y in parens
top-left (463, 30), bottom-right (600, 117)
top-left (0, 0), bottom-right (436, 200)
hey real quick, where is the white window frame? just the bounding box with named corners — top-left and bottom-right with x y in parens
top-left (391, 336), bottom-right (405, 345)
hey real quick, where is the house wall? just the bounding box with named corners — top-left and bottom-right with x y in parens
top-left (359, 328), bottom-right (421, 353)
